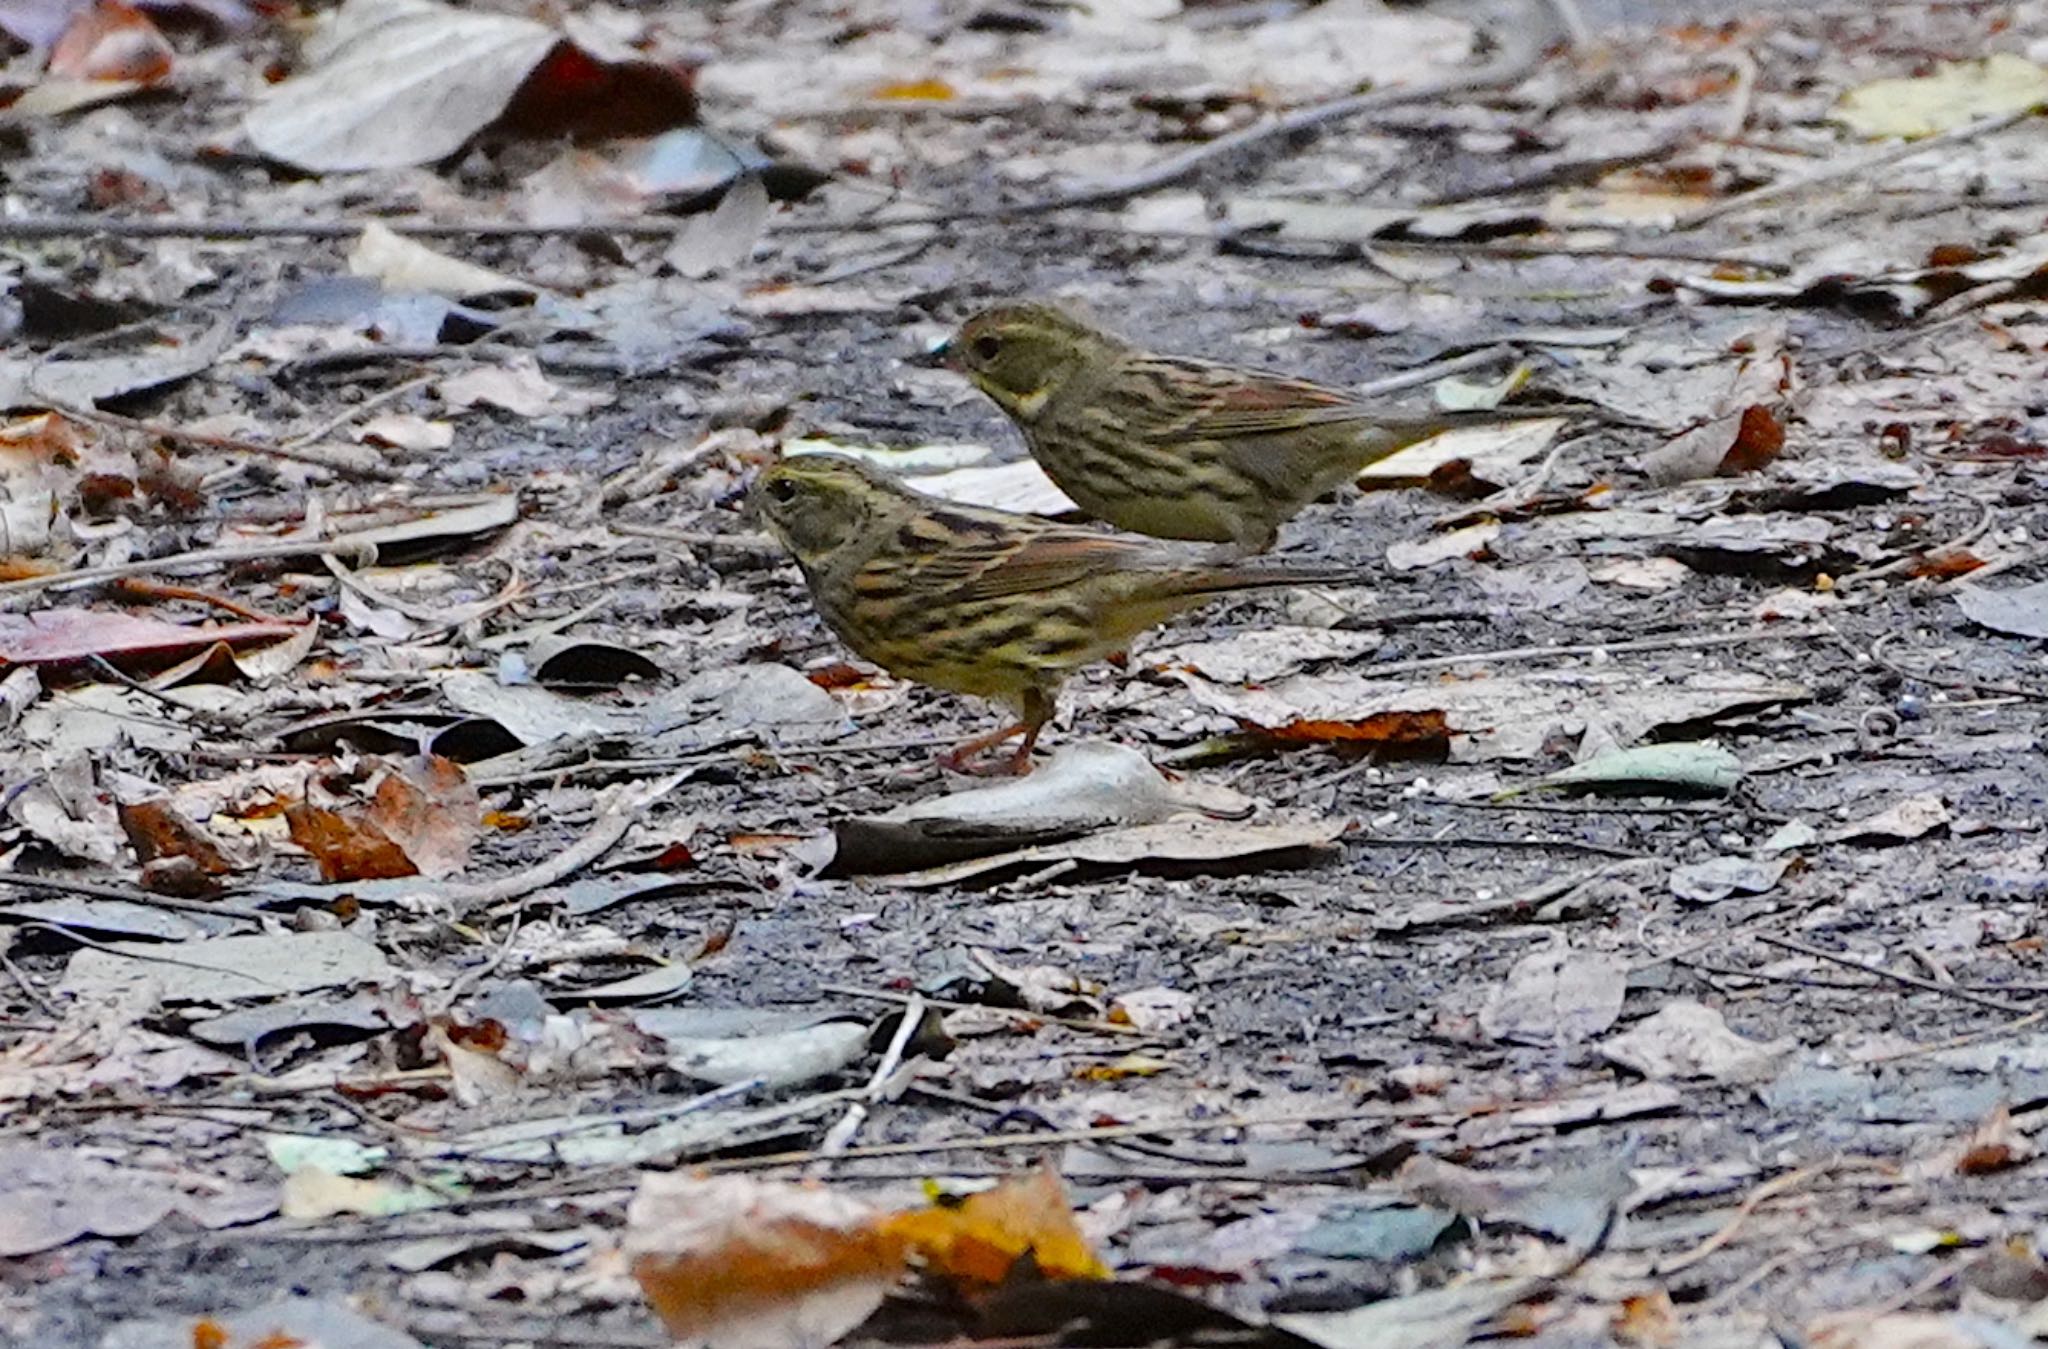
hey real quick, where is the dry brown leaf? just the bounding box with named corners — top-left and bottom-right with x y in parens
top-left (48, 0), bottom-right (172, 81)
top-left (367, 755), bottom-right (479, 879)
top-left (1957, 1103), bottom-right (2033, 1175)
top-left (284, 802), bottom-right (416, 882)
top-left (626, 1173), bottom-right (906, 1349)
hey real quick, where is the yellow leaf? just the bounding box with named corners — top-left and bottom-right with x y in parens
top-left (872, 78), bottom-right (956, 101)
top-left (1834, 54), bottom-right (2048, 138)
top-left (881, 1168), bottom-right (1110, 1286)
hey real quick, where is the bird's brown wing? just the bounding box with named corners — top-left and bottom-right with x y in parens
top-left (934, 530), bottom-right (1163, 603)
top-left (1118, 355), bottom-right (1501, 440)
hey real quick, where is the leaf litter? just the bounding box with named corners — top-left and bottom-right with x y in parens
top-left (4, 1), bottom-right (2048, 1346)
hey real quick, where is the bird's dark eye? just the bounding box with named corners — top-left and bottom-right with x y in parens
top-left (971, 333), bottom-right (1002, 362)
top-left (765, 477), bottom-right (798, 503)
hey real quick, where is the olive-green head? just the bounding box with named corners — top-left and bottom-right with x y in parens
top-left (943, 301), bottom-right (1124, 423)
top-left (751, 454), bottom-right (909, 568)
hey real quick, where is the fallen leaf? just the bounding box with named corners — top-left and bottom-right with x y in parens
top-left (1829, 793), bottom-right (1950, 843)
top-left (1956, 1103), bottom-right (2033, 1175)
top-left (1522, 742), bottom-right (1745, 797)
top-left (346, 223), bottom-right (538, 299)
top-left (46, 0), bottom-right (170, 81)
top-left (1956, 579), bottom-right (2048, 640)
top-left (626, 1173), bottom-right (906, 1349)
top-left (881, 1168), bottom-right (1110, 1286)
top-left (245, 0), bottom-right (692, 172)
top-left (1599, 1001), bottom-right (1792, 1082)
top-left (439, 356), bottom-right (611, 418)
top-left (0, 610), bottom-right (305, 671)
top-left (1480, 943), bottom-right (1627, 1045)
top-left (1835, 54), bottom-right (2048, 139)
top-left (1639, 405), bottom-right (1785, 485)
top-left (1667, 854), bottom-right (1789, 904)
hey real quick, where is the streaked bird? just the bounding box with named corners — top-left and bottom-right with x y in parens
top-left (946, 301), bottom-right (1552, 554)
top-left (752, 453), bottom-right (1358, 773)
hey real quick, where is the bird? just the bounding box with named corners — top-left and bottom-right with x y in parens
top-left (943, 300), bottom-right (1558, 554)
top-left (751, 453), bottom-right (1361, 774)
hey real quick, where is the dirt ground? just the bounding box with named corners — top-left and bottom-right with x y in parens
top-left (3, 0), bottom-right (2048, 1346)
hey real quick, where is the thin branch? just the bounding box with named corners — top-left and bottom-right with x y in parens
top-left (1669, 107), bottom-right (2039, 231)
top-left (1362, 623), bottom-right (1826, 679)
top-left (1758, 933), bottom-right (2033, 1015)
top-left (0, 537), bottom-right (373, 602)
top-left (55, 402), bottom-right (403, 480)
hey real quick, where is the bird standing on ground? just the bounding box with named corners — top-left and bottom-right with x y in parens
top-left (944, 301), bottom-right (1551, 554)
top-left (752, 453), bottom-right (1359, 774)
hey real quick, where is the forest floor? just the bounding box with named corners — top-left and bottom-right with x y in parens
top-left (4, 0), bottom-right (2048, 1346)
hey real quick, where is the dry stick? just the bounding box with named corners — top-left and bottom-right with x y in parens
top-left (0, 870), bottom-right (269, 924)
top-left (0, 536), bottom-right (374, 601)
top-left (1859, 1009), bottom-right (2048, 1065)
top-left (700, 1088), bottom-right (1615, 1174)
top-left (1654, 1160), bottom-right (1843, 1276)
top-left (806, 992), bottom-right (924, 1179)
top-left (436, 782), bottom-right (657, 919)
top-left (1758, 933), bottom-right (2032, 1016)
top-left (1669, 107), bottom-right (2039, 231)
top-left (992, 1), bottom-right (1564, 217)
top-left (1833, 499), bottom-right (1997, 590)
top-left (1361, 623), bottom-right (1824, 680)
top-left (607, 521), bottom-right (784, 555)
top-left (54, 402), bottom-right (402, 481)
top-left (1867, 631), bottom-right (2048, 704)
top-left (821, 984), bottom-right (1156, 1039)
top-left (282, 372), bottom-right (438, 451)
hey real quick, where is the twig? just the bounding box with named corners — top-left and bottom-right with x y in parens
top-left (53, 402), bottom-right (402, 481)
top-left (1757, 934), bottom-right (2032, 1015)
top-left (807, 993), bottom-right (924, 1178)
top-left (109, 576), bottom-right (286, 623)
top-left (1867, 631), bottom-right (2048, 703)
top-left (0, 870), bottom-right (269, 925)
top-left (1362, 623), bottom-right (1825, 679)
top-left (1857, 1009), bottom-right (2048, 1064)
top-left (1655, 1160), bottom-right (1840, 1275)
top-left (987, 0), bottom-right (1563, 216)
top-left (438, 774), bottom-right (685, 918)
top-left (821, 984), bottom-right (1156, 1038)
top-left (1669, 107), bottom-right (2039, 231)
top-left (701, 1089), bottom-right (1613, 1173)
top-left (1832, 499), bottom-right (1997, 590)
top-left (1353, 345), bottom-right (1520, 398)
top-left (0, 537), bottom-right (375, 602)
top-left (282, 373), bottom-right (439, 451)
top-left (607, 521), bottom-right (783, 555)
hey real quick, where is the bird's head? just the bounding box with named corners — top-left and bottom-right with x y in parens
top-left (941, 301), bottom-right (1119, 423)
top-left (751, 453), bottom-right (906, 567)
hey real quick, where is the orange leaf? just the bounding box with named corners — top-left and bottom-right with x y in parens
top-left (1716, 404), bottom-right (1785, 475)
top-left (284, 802), bottom-right (416, 882)
top-left (49, 0), bottom-right (173, 82)
top-left (1261, 709), bottom-right (1450, 747)
top-left (882, 1168), bottom-right (1109, 1287)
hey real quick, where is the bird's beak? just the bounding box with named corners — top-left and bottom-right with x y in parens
top-left (907, 336), bottom-right (953, 370)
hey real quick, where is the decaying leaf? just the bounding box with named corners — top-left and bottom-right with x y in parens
top-left (1599, 1001), bottom-right (1792, 1083)
top-left (626, 1173), bottom-right (906, 1349)
top-left (244, 0), bottom-right (695, 172)
top-left (1834, 54), bottom-right (2048, 138)
top-left (1176, 669), bottom-right (1807, 763)
top-left (1480, 943), bottom-right (1627, 1046)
